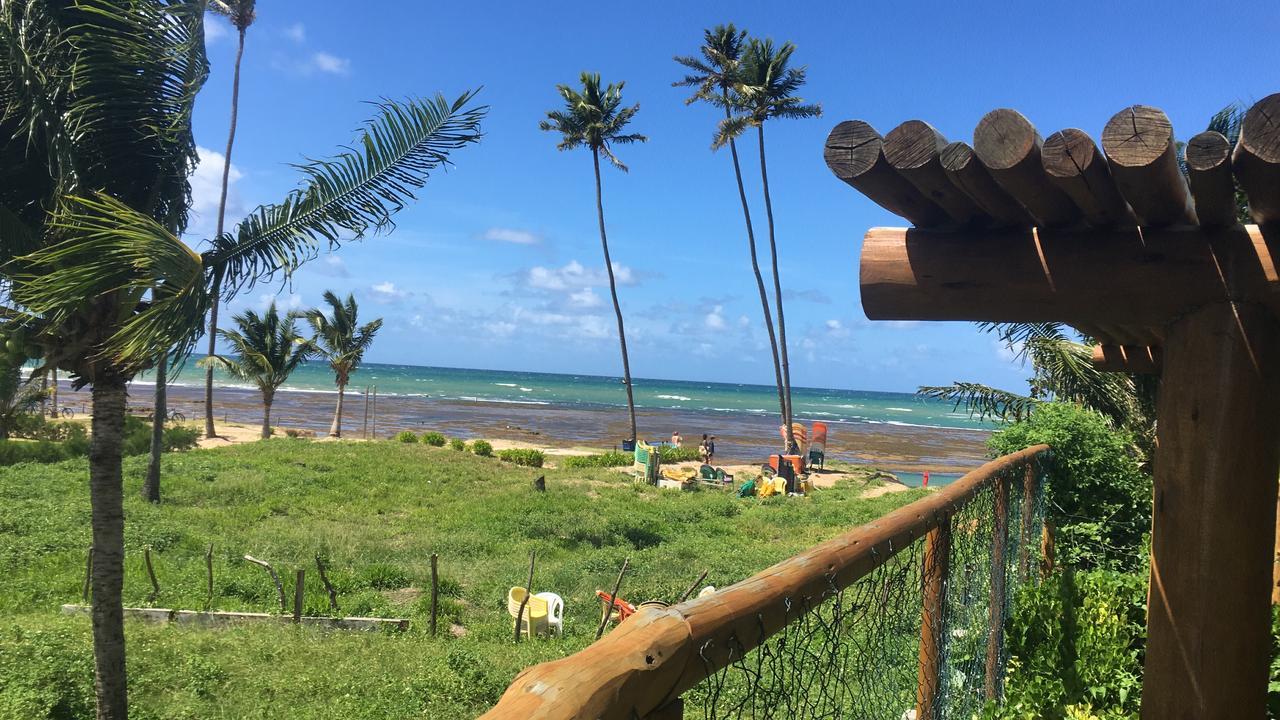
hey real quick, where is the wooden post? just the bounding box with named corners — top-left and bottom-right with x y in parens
top-left (144, 545), bottom-right (160, 602)
top-left (244, 555), bottom-right (286, 613)
top-left (678, 569), bottom-right (709, 603)
top-left (316, 555), bottom-right (339, 613)
top-left (82, 545), bottom-right (93, 604)
top-left (596, 557), bottom-right (630, 640)
top-left (514, 551), bottom-right (536, 643)
top-left (985, 475), bottom-right (1010, 700)
top-left (1018, 462), bottom-right (1036, 582)
top-left (293, 569), bottom-right (305, 623)
top-left (205, 543), bottom-right (214, 611)
top-left (371, 386), bottom-right (377, 440)
top-left (362, 387), bottom-right (369, 440)
top-left (1142, 301), bottom-right (1280, 718)
top-left (916, 519), bottom-right (951, 720)
top-left (430, 553), bottom-right (439, 637)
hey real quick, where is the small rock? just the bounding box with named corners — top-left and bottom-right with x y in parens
top-left (449, 623), bottom-right (468, 638)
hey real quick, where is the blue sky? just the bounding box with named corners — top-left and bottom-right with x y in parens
top-left (192, 0), bottom-right (1278, 393)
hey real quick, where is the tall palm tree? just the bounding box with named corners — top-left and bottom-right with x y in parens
top-left (306, 291), bottom-right (381, 437)
top-left (540, 72), bottom-right (646, 444)
top-left (202, 0), bottom-right (256, 440)
top-left (0, 3), bottom-right (485, 714)
top-left (674, 25), bottom-right (789, 451)
top-left (205, 304), bottom-right (312, 438)
top-left (724, 39), bottom-right (821, 451)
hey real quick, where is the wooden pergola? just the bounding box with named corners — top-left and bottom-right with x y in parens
top-left (825, 94), bottom-right (1280, 717)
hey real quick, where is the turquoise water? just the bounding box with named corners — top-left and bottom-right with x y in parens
top-left (174, 359), bottom-right (992, 433)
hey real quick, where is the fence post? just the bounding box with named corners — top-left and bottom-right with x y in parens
top-left (985, 473), bottom-right (1010, 700)
top-left (1018, 461), bottom-right (1037, 582)
top-left (916, 517), bottom-right (952, 720)
top-left (293, 569), bottom-right (305, 624)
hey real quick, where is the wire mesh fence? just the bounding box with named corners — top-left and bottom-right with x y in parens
top-left (684, 456), bottom-right (1048, 720)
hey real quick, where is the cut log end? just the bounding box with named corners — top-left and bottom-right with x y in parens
top-left (823, 120), bottom-right (884, 179)
top-left (884, 120), bottom-right (945, 171)
top-left (1187, 131), bottom-right (1231, 171)
top-left (1042, 128), bottom-right (1100, 178)
top-left (973, 108), bottom-right (1040, 171)
top-left (1238, 93), bottom-right (1280, 164)
top-left (1101, 105), bottom-right (1177, 168)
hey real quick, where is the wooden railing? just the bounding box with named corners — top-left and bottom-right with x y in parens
top-left (480, 444), bottom-right (1051, 720)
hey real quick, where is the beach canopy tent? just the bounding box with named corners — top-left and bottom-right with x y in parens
top-left (824, 94), bottom-right (1280, 717)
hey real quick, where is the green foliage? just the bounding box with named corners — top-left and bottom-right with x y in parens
top-left (988, 403), bottom-right (1150, 571)
top-left (561, 451), bottom-right (632, 469)
top-left (0, 417), bottom-right (196, 466)
top-left (0, 440), bottom-right (926, 718)
top-left (497, 449), bottom-right (544, 468)
top-left (470, 440), bottom-right (493, 457)
top-left (121, 416), bottom-right (200, 457)
top-left (421, 432), bottom-right (446, 447)
top-left (449, 438), bottom-right (467, 452)
top-left (989, 570), bottom-right (1146, 719)
top-left (658, 445), bottom-right (700, 463)
top-left (394, 430), bottom-right (418, 444)
top-left (0, 440), bottom-right (76, 466)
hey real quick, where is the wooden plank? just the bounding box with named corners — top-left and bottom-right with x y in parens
top-left (985, 476), bottom-right (1009, 700)
top-left (973, 108), bottom-right (1081, 227)
top-left (1041, 128), bottom-right (1135, 227)
top-left (1142, 302), bottom-right (1280, 718)
top-left (858, 224), bottom-right (1280, 325)
top-left (1101, 105), bottom-right (1196, 226)
top-left (1233, 93), bottom-right (1280, 225)
top-left (1186, 130), bottom-right (1240, 228)
top-left (1018, 463), bottom-right (1036, 583)
top-left (883, 120), bottom-right (988, 226)
top-left (1090, 344), bottom-right (1162, 374)
top-left (823, 120), bottom-right (949, 227)
top-left (940, 142), bottom-right (1034, 226)
top-left (916, 522), bottom-right (951, 720)
top-left (480, 446), bottom-right (1050, 720)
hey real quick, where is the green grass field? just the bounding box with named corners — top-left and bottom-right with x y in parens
top-left (0, 439), bottom-right (925, 719)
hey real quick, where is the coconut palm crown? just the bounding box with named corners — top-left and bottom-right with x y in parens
top-left (206, 303), bottom-right (313, 438)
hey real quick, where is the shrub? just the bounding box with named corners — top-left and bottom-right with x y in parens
top-left (471, 440), bottom-right (493, 457)
top-left (394, 430), bottom-right (419, 444)
top-left (449, 438), bottom-right (467, 452)
top-left (988, 402), bottom-right (1150, 571)
top-left (561, 450), bottom-right (632, 469)
top-left (659, 445), bottom-right (700, 463)
top-left (163, 424), bottom-right (201, 452)
top-left (421, 432), bottom-right (446, 447)
top-left (0, 440), bottom-right (72, 466)
top-left (990, 569), bottom-right (1146, 719)
top-left (361, 563), bottom-right (411, 590)
top-left (497, 448), bottom-right (544, 467)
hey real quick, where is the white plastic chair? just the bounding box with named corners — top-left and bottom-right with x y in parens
top-left (534, 592), bottom-right (564, 636)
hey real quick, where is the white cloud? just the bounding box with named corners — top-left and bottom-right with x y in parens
top-left (568, 288), bottom-right (602, 309)
top-left (825, 319), bottom-right (850, 338)
top-left (995, 339), bottom-right (1024, 363)
top-left (313, 255), bottom-right (350, 278)
top-left (187, 145), bottom-right (244, 241)
top-left (205, 18), bottom-right (229, 43)
top-left (705, 305), bottom-right (727, 331)
top-left (256, 293), bottom-right (303, 310)
top-left (524, 260), bottom-right (635, 291)
top-left (482, 227), bottom-right (540, 245)
top-left (283, 23), bottom-right (306, 43)
top-left (484, 321), bottom-right (516, 338)
top-left (310, 51), bottom-right (350, 76)
top-left (370, 281), bottom-right (411, 304)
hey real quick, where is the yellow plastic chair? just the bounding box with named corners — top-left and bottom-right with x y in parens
top-left (507, 586), bottom-right (550, 638)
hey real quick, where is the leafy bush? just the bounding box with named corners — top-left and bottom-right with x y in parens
top-left (448, 438), bottom-right (467, 452)
top-left (421, 432), bottom-right (446, 447)
top-left (989, 569), bottom-right (1146, 719)
top-left (470, 439), bottom-right (493, 457)
top-left (988, 402), bottom-right (1150, 571)
top-left (659, 445), bottom-right (701, 463)
top-left (163, 424), bottom-right (201, 452)
top-left (360, 563), bottom-right (411, 590)
top-left (561, 450), bottom-right (632, 468)
top-left (394, 430), bottom-right (419, 443)
top-left (0, 440), bottom-right (74, 466)
top-left (497, 448), bottom-right (544, 468)
top-left (120, 415), bottom-right (201, 456)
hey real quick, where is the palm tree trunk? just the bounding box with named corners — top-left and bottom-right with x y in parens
top-left (51, 368), bottom-right (58, 416)
top-left (204, 27), bottom-right (247, 439)
top-left (592, 148), bottom-right (637, 443)
top-left (756, 123), bottom-right (796, 452)
top-left (89, 377), bottom-right (129, 719)
top-left (329, 382), bottom-right (345, 438)
top-left (261, 391), bottom-right (272, 439)
top-left (725, 104), bottom-right (787, 448)
top-left (142, 354), bottom-right (166, 503)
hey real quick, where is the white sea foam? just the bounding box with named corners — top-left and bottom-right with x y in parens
top-left (885, 407), bottom-right (914, 412)
top-left (494, 383), bottom-right (518, 387)
top-left (655, 394), bottom-right (692, 401)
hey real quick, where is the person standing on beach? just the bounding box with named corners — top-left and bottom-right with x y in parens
top-left (708, 436), bottom-right (717, 464)
top-left (699, 434), bottom-right (710, 464)
top-left (672, 431), bottom-right (682, 447)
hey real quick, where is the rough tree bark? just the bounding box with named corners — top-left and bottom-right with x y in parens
top-left (89, 377), bottom-right (128, 718)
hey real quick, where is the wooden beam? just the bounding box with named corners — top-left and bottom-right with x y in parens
top-left (916, 522), bottom-right (951, 720)
top-left (1091, 344), bottom-right (1162, 374)
top-left (940, 141), bottom-right (1034, 226)
top-left (859, 224), bottom-right (1280, 325)
top-left (1142, 301), bottom-right (1280, 718)
top-left (1101, 105), bottom-right (1196, 226)
top-left (883, 120), bottom-right (988, 226)
top-left (972, 108), bottom-right (1081, 227)
top-left (1186, 130), bottom-right (1240, 228)
top-left (1041, 128), bottom-right (1135, 227)
top-left (1233, 93), bottom-right (1280, 225)
top-left (824, 120), bottom-right (949, 227)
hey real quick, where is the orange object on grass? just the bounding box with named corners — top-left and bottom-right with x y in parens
top-left (595, 590), bottom-right (636, 623)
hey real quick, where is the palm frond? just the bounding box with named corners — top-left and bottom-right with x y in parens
top-left (918, 382), bottom-right (1038, 423)
top-left (1025, 336), bottom-right (1136, 427)
top-left (540, 72), bottom-right (645, 168)
top-left (205, 92), bottom-right (485, 299)
top-left (734, 38), bottom-right (822, 126)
